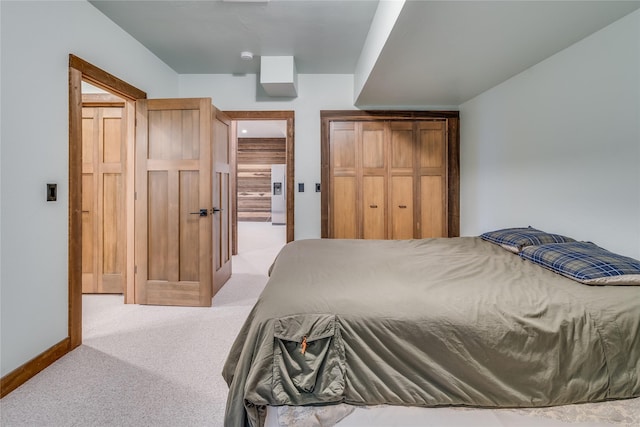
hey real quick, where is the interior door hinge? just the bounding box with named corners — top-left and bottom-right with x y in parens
top-left (134, 191), bottom-right (137, 201)
top-left (134, 265), bottom-right (137, 274)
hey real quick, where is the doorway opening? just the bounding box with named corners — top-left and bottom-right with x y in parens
top-left (79, 81), bottom-right (131, 337)
top-left (69, 54), bottom-right (146, 348)
top-left (236, 120), bottom-right (287, 253)
top-left (225, 112), bottom-right (295, 256)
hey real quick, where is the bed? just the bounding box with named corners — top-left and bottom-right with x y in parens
top-left (222, 235), bottom-right (640, 427)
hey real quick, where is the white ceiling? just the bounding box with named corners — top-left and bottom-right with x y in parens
top-left (357, 1), bottom-right (640, 106)
top-left (89, 0), bottom-right (640, 106)
top-left (89, 0), bottom-right (378, 74)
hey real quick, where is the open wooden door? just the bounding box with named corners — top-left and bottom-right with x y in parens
top-left (135, 98), bottom-right (220, 306)
top-left (212, 108), bottom-right (232, 292)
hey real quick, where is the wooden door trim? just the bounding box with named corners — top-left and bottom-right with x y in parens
top-left (70, 54), bottom-right (145, 100)
top-left (224, 111), bottom-right (295, 254)
top-left (320, 110), bottom-right (460, 238)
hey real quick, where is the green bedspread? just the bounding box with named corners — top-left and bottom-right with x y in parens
top-left (222, 238), bottom-right (640, 427)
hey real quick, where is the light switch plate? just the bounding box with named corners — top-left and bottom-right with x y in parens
top-left (47, 183), bottom-right (57, 202)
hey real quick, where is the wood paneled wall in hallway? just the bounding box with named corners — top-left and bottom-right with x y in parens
top-left (237, 138), bottom-right (285, 222)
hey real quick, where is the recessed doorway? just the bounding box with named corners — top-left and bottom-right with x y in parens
top-left (225, 111), bottom-right (295, 255)
top-left (235, 119), bottom-right (288, 257)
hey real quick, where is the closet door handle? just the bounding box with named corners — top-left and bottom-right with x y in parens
top-left (190, 209), bottom-right (208, 217)
top-left (369, 204), bottom-right (378, 208)
top-left (398, 205), bottom-right (407, 209)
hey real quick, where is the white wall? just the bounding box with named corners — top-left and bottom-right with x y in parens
top-left (179, 74), bottom-right (357, 240)
top-left (459, 10), bottom-right (640, 259)
top-left (353, 0), bottom-right (405, 103)
top-left (0, 0), bottom-right (178, 376)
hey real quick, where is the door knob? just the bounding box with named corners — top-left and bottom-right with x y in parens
top-left (190, 209), bottom-right (208, 217)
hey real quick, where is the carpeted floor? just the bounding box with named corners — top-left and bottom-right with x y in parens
top-left (0, 222), bottom-right (286, 427)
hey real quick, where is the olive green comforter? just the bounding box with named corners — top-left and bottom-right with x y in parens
top-left (222, 238), bottom-right (640, 427)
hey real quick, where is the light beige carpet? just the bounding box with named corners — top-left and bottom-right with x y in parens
top-left (0, 222), bottom-right (285, 427)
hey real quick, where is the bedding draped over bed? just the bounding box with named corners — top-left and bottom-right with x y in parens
top-left (223, 238), bottom-right (640, 427)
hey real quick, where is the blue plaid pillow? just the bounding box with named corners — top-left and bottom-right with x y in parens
top-left (480, 227), bottom-right (575, 253)
top-left (519, 242), bottom-right (640, 285)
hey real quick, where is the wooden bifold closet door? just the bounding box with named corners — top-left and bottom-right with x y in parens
top-left (323, 111), bottom-right (459, 240)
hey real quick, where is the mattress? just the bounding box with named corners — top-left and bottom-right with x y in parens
top-left (223, 237), bottom-right (640, 427)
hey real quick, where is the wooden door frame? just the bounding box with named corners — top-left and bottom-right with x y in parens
top-left (224, 111), bottom-right (295, 254)
top-left (320, 110), bottom-right (460, 239)
top-left (69, 54), bottom-right (146, 347)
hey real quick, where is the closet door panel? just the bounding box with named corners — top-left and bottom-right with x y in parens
top-left (361, 122), bottom-right (386, 239)
top-left (420, 175), bottom-right (445, 238)
top-left (361, 122), bottom-right (385, 169)
top-left (329, 122), bottom-right (358, 238)
top-left (419, 122), bottom-right (445, 169)
top-left (333, 176), bottom-right (358, 239)
top-left (390, 122), bottom-right (414, 170)
top-left (331, 122), bottom-right (356, 170)
top-left (363, 176), bottom-right (385, 239)
top-left (391, 176), bottom-right (414, 239)
top-left (417, 121), bottom-right (447, 239)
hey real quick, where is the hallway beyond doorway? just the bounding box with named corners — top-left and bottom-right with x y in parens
top-left (237, 221), bottom-right (286, 254)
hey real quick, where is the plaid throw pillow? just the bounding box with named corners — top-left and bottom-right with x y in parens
top-left (480, 227), bottom-right (575, 253)
top-left (519, 242), bottom-right (640, 286)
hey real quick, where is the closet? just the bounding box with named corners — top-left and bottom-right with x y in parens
top-left (321, 111), bottom-right (459, 239)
